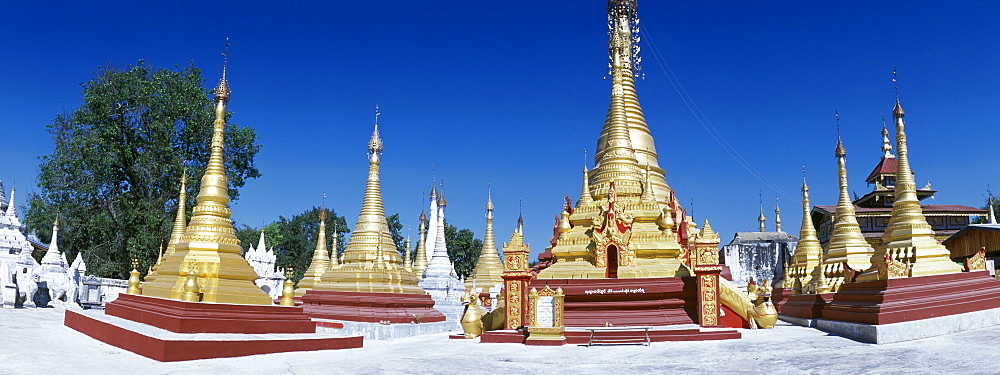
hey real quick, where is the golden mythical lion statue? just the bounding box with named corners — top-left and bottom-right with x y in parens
top-left (746, 279), bottom-right (777, 329)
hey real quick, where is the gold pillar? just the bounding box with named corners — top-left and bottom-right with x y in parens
top-left (501, 230), bottom-right (532, 330)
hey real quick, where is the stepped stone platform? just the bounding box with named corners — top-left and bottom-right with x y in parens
top-left (479, 325), bottom-right (740, 345)
top-left (821, 271), bottom-right (1000, 325)
top-left (780, 292), bottom-right (835, 321)
top-left (315, 318), bottom-right (458, 340)
top-left (300, 290), bottom-right (446, 324)
top-left (65, 308), bottom-right (362, 361)
top-left (530, 277), bottom-right (698, 327)
top-left (104, 293), bottom-right (315, 333)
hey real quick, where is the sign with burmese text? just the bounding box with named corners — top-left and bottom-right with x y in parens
top-left (536, 296), bottom-right (554, 327)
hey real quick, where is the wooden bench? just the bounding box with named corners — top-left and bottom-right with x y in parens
top-left (583, 326), bottom-right (652, 346)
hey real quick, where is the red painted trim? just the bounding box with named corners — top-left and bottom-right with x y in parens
top-left (65, 310), bottom-right (362, 362)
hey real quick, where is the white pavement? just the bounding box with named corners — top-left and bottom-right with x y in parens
top-left (2, 307), bottom-right (999, 374)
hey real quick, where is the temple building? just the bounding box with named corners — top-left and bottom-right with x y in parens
top-left (812, 119), bottom-right (984, 248)
top-left (295, 206), bottom-right (336, 298)
top-left (0, 184), bottom-right (43, 307)
top-left (721, 202), bottom-right (797, 290)
top-left (490, 0), bottom-right (754, 335)
top-left (244, 230), bottom-right (285, 299)
top-left (944, 200), bottom-right (1000, 276)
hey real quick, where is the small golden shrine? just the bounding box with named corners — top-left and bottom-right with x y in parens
top-left (526, 286), bottom-right (566, 344)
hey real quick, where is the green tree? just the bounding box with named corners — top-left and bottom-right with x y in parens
top-left (25, 60), bottom-right (261, 279)
top-left (444, 221), bottom-right (483, 279)
top-left (256, 207), bottom-right (350, 282)
top-left (386, 213), bottom-right (407, 259)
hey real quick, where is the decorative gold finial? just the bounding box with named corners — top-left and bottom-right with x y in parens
top-left (214, 38), bottom-right (231, 102)
top-left (881, 111), bottom-right (894, 158)
top-left (774, 196), bottom-right (782, 232)
top-left (834, 109), bottom-right (846, 158)
top-left (517, 199), bottom-right (524, 233)
top-left (280, 267), bottom-right (296, 306)
top-left (368, 109), bottom-right (384, 161)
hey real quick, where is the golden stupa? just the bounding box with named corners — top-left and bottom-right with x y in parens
top-left (537, 0), bottom-right (692, 279)
top-left (413, 210), bottom-right (429, 276)
top-left (312, 112), bottom-right (425, 293)
top-left (788, 172), bottom-right (823, 293)
top-left (145, 171), bottom-right (188, 283)
top-left (295, 207), bottom-right (334, 297)
top-left (859, 82), bottom-right (962, 280)
top-left (814, 121), bottom-right (876, 292)
top-left (141, 46), bottom-right (272, 305)
top-left (465, 187), bottom-right (503, 292)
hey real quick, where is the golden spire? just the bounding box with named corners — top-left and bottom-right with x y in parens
top-left (774, 197), bottom-right (782, 232)
top-left (871, 69), bottom-right (962, 277)
top-left (163, 170), bottom-right (188, 258)
top-left (314, 109), bottom-right (424, 293)
top-left (758, 192), bottom-right (766, 232)
top-left (141, 41), bottom-right (271, 304)
top-left (796, 168), bottom-right (823, 292)
top-left (824, 111), bottom-right (874, 290)
top-left (404, 235), bottom-right (413, 271)
top-left (593, 0), bottom-right (668, 203)
top-left (577, 153), bottom-right (594, 207)
top-left (466, 185), bottom-right (503, 291)
top-left (881, 112), bottom-right (895, 159)
top-left (296, 202), bottom-right (331, 295)
top-left (414, 209), bottom-right (429, 275)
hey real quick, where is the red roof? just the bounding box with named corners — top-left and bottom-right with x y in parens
top-left (867, 157), bottom-right (899, 182)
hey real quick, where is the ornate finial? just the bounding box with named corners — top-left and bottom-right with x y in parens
top-left (319, 194), bottom-right (328, 222)
top-left (486, 183), bottom-right (494, 211)
top-left (368, 116), bottom-right (383, 161)
top-left (214, 38), bottom-right (231, 102)
top-left (802, 166), bottom-right (809, 192)
top-left (892, 67), bottom-right (905, 118)
top-left (517, 198), bottom-right (524, 233)
top-left (834, 109), bottom-right (846, 158)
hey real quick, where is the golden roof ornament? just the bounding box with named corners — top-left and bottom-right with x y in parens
top-left (881, 113), bottom-right (895, 158)
top-left (414, 209), bottom-right (429, 275)
top-left (141, 43), bottom-right (272, 305)
top-left (757, 192), bottom-right (766, 232)
top-left (774, 197), bottom-right (782, 232)
top-left (214, 39), bottom-right (231, 102)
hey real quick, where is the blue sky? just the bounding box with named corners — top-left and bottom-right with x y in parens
top-left (2, 1), bottom-right (998, 257)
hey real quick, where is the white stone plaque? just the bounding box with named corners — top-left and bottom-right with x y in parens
top-left (536, 296), bottom-right (554, 327)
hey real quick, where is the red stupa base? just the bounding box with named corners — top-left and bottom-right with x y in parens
top-left (530, 277), bottom-right (699, 327)
top-left (300, 290), bottom-right (446, 323)
top-left (65, 294), bottom-right (364, 361)
top-left (822, 271), bottom-right (1000, 325)
top-left (105, 293), bottom-right (315, 333)
top-left (781, 292), bottom-right (836, 320)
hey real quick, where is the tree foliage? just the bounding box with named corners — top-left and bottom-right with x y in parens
top-left (243, 207), bottom-right (351, 282)
top-left (444, 221), bottom-right (483, 279)
top-left (25, 60), bottom-right (261, 279)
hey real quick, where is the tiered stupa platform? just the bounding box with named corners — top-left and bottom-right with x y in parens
top-left (66, 52), bottom-right (363, 360)
top-left (298, 113), bottom-right (449, 339)
top-left (66, 294), bottom-right (362, 361)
